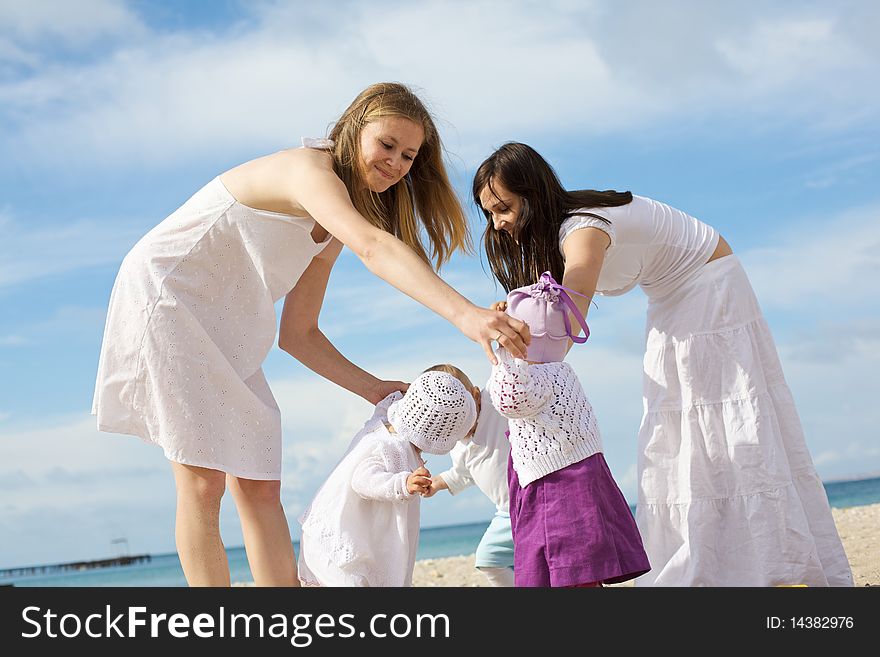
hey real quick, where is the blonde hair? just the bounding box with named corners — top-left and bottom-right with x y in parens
top-left (328, 82), bottom-right (472, 270)
top-left (423, 363), bottom-right (475, 391)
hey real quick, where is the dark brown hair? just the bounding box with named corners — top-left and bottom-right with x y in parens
top-left (473, 142), bottom-right (632, 291)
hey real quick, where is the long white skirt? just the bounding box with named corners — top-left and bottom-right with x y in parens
top-left (634, 256), bottom-right (852, 586)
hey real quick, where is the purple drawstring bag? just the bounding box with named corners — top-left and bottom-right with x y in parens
top-left (505, 271), bottom-right (592, 363)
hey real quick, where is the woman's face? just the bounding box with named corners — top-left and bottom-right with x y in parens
top-left (479, 178), bottom-right (522, 237)
top-left (358, 116), bottom-right (424, 193)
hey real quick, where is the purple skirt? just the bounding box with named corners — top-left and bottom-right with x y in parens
top-left (509, 453), bottom-right (651, 587)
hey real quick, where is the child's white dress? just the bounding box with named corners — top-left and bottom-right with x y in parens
top-left (92, 174), bottom-right (333, 480)
top-left (298, 393), bottom-right (424, 587)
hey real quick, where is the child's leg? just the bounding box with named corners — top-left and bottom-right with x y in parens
top-left (227, 475), bottom-right (299, 587)
top-left (171, 462), bottom-right (230, 586)
top-left (477, 566), bottom-right (515, 587)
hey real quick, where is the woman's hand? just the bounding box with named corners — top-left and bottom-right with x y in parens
top-left (489, 300), bottom-right (507, 313)
top-left (367, 379), bottom-right (409, 405)
top-left (460, 305), bottom-right (530, 364)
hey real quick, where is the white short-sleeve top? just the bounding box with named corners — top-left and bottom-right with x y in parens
top-left (558, 195), bottom-right (718, 299)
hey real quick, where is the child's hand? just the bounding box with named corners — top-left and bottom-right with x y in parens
top-left (406, 466), bottom-right (432, 496)
top-left (489, 300), bottom-right (507, 313)
top-left (422, 475), bottom-right (448, 498)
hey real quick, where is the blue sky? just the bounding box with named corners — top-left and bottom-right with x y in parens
top-left (1, 0), bottom-right (879, 569)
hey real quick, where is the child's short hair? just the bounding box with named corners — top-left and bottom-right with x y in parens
top-left (423, 363), bottom-right (475, 390)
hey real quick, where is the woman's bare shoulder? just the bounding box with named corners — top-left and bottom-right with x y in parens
top-left (276, 146), bottom-right (334, 167)
top-left (225, 147), bottom-right (333, 178)
top-left (220, 148), bottom-right (337, 215)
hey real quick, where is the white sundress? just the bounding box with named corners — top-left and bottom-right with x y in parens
top-left (92, 172), bottom-right (333, 480)
top-left (559, 197), bottom-right (853, 587)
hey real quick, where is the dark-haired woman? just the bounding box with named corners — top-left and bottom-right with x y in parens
top-left (474, 141), bottom-right (852, 586)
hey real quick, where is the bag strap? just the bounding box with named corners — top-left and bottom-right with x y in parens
top-left (538, 272), bottom-right (593, 344)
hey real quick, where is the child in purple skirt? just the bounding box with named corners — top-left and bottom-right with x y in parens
top-left (488, 272), bottom-right (650, 587)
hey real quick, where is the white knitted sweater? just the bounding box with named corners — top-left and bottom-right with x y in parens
top-left (488, 348), bottom-right (603, 487)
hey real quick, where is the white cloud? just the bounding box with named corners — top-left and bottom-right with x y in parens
top-left (804, 153), bottom-right (877, 189)
top-left (0, 414), bottom-right (212, 566)
top-left (741, 202), bottom-right (880, 311)
top-left (812, 443), bottom-right (880, 471)
top-left (783, 319), bottom-right (880, 362)
top-left (813, 450), bottom-right (843, 467)
top-left (0, 0), bottom-right (144, 48)
top-left (0, 415), bottom-right (163, 478)
top-left (717, 19), bottom-right (838, 87)
top-left (34, 306), bottom-right (108, 339)
top-left (0, 214), bottom-right (147, 290)
top-left (1, 1), bottom-right (877, 170)
top-left (0, 35), bottom-right (36, 69)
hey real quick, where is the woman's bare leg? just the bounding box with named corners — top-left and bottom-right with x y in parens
top-left (171, 462), bottom-right (230, 586)
top-left (227, 476), bottom-right (299, 587)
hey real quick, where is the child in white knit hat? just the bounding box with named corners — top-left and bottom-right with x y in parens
top-left (297, 366), bottom-right (478, 587)
top-left (423, 363), bottom-right (515, 587)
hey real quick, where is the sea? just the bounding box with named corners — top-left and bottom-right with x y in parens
top-left (4, 475), bottom-right (879, 588)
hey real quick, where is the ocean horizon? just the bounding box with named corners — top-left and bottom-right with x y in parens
top-left (4, 475), bottom-right (879, 587)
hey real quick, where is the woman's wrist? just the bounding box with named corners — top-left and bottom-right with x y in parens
top-left (450, 298), bottom-right (478, 332)
top-left (361, 376), bottom-right (385, 405)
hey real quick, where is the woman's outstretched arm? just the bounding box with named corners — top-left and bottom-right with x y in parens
top-left (279, 238), bottom-right (408, 405)
top-left (283, 150), bottom-right (530, 364)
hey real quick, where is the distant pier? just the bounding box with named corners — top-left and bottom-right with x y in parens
top-left (0, 554), bottom-right (152, 580)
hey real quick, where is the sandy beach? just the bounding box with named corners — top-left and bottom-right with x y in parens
top-left (412, 503), bottom-right (880, 587)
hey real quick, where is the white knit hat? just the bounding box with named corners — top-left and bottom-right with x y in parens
top-left (387, 371), bottom-right (477, 455)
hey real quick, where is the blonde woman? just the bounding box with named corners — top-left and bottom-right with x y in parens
top-left (92, 83), bottom-right (529, 587)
